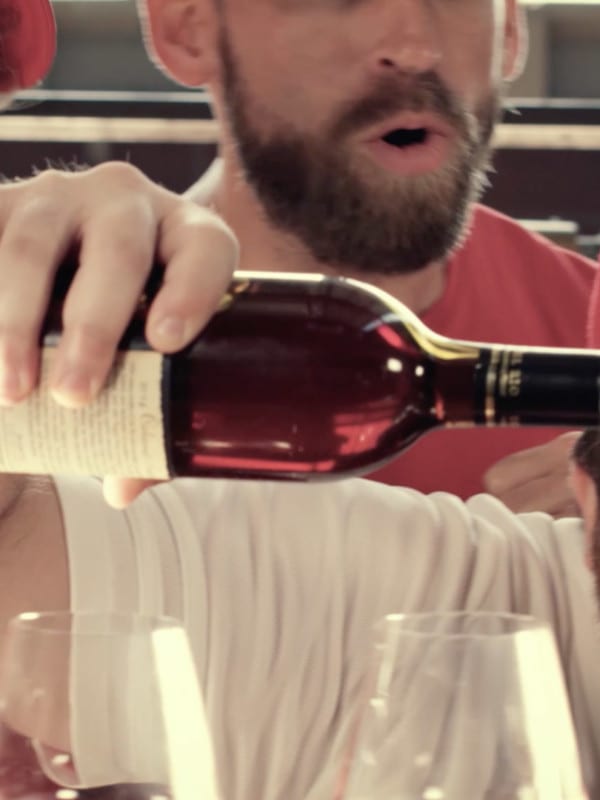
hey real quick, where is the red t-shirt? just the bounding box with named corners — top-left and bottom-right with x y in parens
top-left (369, 204), bottom-right (597, 499)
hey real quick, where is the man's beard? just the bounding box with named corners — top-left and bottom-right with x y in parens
top-left (218, 30), bottom-right (501, 275)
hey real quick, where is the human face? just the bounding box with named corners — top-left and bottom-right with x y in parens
top-left (212, 0), bottom-right (516, 273)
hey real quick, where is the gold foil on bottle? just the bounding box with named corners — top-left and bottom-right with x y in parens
top-left (485, 350), bottom-right (501, 425)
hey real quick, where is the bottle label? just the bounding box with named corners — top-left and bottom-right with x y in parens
top-left (482, 346), bottom-right (600, 427)
top-left (485, 350), bottom-right (524, 425)
top-left (0, 348), bottom-right (170, 478)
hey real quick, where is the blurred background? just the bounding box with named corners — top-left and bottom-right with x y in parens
top-left (4, 0), bottom-right (600, 257)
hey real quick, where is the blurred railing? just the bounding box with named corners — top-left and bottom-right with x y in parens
top-left (1, 92), bottom-right (599, 251)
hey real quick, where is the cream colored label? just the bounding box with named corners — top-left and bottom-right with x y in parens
top-left (0, 349), bottom-right (170, 478)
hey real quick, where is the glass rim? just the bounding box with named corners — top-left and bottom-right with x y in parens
top-left (8, 610), bottom-right (184, 636)
top-left (381, 610), bottom-right (544, 638)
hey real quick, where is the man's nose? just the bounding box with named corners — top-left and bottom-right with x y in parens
top-left (367, 0), bottom-right (442, 77)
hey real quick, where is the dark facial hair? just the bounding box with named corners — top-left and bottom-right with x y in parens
top-left (218, 26), bottom-right (501, 274)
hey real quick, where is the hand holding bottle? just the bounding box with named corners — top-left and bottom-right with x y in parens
top-left (0, 161), bottom-right (238, 505)
top-left (0, 171), bottom-right (598, 509)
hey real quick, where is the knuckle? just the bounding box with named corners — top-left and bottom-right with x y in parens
top-left (2, 229), bottom-right (50, 267)
top-left (181, 234), bottom-right (238, 288)
top-left (87, 161), bottom-right (149, 194)
top-left (79, 220), bottom-right (154, 278)
top-left (0, 170), bottom-right (66, 215)
top-left (13, 193), bottom-right (66, 227)
top-left (0, 177), bottom-right (70, 230)
top-left (16, 169), bottom-right (73, 205)
top-left (205, 220), bottom-right (239, 267)
top-left (187, 205), bottom-right (238, 247)
top-left (482, 472), bottom-right (506, 497)
top-left (30, 167), bottom-right (71, 190)
top-left (89, 194), bottom-right (156, 240)
top-left (60, 320), bottom-right (116, 361)
top-left (98, 229), bottom-right (152, 267)
top-left (482, 461), bottom-right (516, 497)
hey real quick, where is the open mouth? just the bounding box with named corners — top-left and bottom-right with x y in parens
top-left (381, 128), bottom-right (429, 148)
top-left (363, 123), bottom-right (449, 176)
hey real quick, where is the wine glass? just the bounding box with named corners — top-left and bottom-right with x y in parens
top-left (340, 611), bottom-right (587, 800)
top-left (0, 611), bottom-right (220, 800)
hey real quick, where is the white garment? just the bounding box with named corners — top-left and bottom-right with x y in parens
top-left (54, 476), bottom-right (600, 800)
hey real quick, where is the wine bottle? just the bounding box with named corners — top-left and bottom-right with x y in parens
top-left (0, 269), bottom-right (598, 480)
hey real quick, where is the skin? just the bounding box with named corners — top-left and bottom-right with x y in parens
top-left (0, 1), bottom-right (570, 527)
top-left (141, 0), bottom-right (521, 298)
top-left (483, 431), bottom-right (583, 518)
top-left (0, 2), bottom-right (567, 549)
top-left (0, 163), bottom-right (238, 506)
top-left (0, 3), bottom-right (504, 580)
top-left (0, 0), bottom-right (593, 763)
top-left (0, 8), bottom-right (237, 661)
top-left (2, 0), bottom-right (570, 516)
top-left (138, 0), bottom-right (580, 518)
top-left (0, 158), bottom-right (241, 749)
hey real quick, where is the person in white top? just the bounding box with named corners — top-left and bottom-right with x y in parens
top-left (0, 0), bottom-right (586, 517)
top-left (3, 456), bottom-right (597, 799)
top-left (133, 0), bottom-right (590, 518)
top-left (0, 2), bottom-right (599, 798)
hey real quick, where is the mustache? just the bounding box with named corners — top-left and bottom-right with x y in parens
top-left (331, 71), bottom-right (472, 141)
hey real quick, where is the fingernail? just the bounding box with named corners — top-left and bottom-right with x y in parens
top-left (153, 316), bottom-right (186, 348)
top-left (51, 368), bottom-right (99, 408)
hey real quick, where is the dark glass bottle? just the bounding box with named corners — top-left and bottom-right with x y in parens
top-left (161, 272), bottom-right (600, 481)
top-left (22, 269), bottom-right (600, 480)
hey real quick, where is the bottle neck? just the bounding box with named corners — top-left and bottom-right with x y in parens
top-left (467, 346), bottom-right (600, 428)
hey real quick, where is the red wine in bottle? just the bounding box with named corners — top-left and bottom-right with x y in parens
top-left (0, 269), bottom-right (598, 480)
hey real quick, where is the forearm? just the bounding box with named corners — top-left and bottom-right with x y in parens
top-left (0, 475), bottom-right (68, 643)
